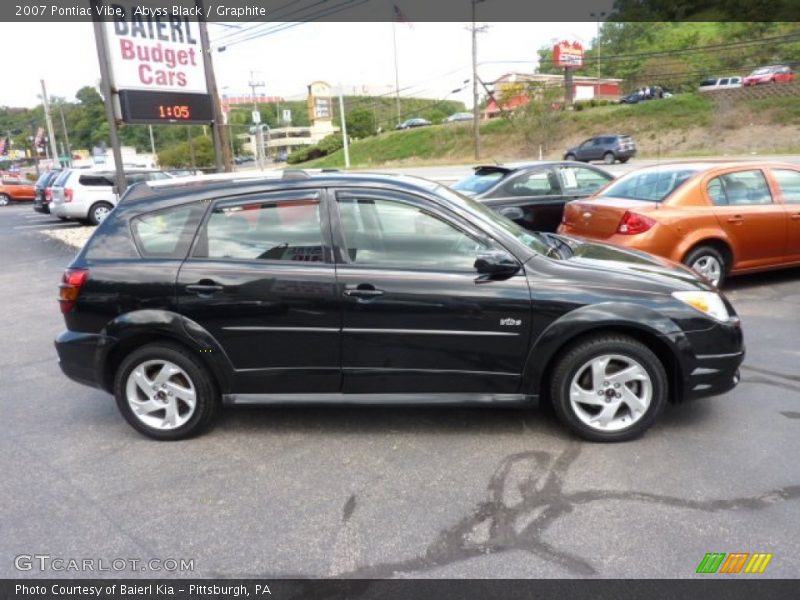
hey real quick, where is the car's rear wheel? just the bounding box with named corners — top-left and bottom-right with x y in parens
top-left (565, 153), bottom-right (577, 161)
top-left (114, 343), bottom-right (219, 440)
top-left (683, 245), bottom-right (726, 287)
top-left (603, 152), bottom-right (616, 164)
top-left (549, 334), bottom-right (668, 442)
top-left (88, 201), bottom-right (113, 226)
top-left (0, 193), bottom-right (10, 206)
top-left (619, 157), bottom-right (630, 164)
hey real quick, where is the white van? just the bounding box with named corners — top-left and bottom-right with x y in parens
top-left (698, 76), bottom-right (743, 92)
top-left (50, 169), bottom-right (172, 225)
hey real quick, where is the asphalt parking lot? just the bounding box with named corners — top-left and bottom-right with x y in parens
top-left (1, 201), bottom-right (799, 579)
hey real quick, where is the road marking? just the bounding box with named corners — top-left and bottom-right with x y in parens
top-left (13, 223), bottom-right (79, 230)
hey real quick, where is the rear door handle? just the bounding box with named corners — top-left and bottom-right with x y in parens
top-left (727, 215), bottom-right (744, 224)
top-left (186, 281), bottom-right (224, 295)
top-left (343, 284), bottom-right (384, 299)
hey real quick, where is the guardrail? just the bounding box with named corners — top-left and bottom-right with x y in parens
top-left (704, 80), bottom-right (800, 101)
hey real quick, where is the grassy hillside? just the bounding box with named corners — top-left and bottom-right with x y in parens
top-left (302, 93), bottom-right (800, 168)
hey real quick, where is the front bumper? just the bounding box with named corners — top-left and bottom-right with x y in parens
top-left (55, 330), bottom-right (115, 392)
top-left (678, 320), bottom-right (745, 401)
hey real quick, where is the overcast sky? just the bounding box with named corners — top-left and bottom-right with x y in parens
top-left (1, 21), bottom-right (598, 109)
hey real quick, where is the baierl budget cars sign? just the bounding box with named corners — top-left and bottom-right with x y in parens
top-left (103, 2), bottom-right (207, 93)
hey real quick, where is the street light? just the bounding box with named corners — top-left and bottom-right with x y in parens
top-left (590, 11), bottom-right (606, 99)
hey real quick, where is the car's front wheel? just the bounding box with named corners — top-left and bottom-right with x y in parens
top-left (565, 153), bottom-right (577, 161)
top-left (603, 152), bottom-right (616, 164)
top-left (549, 334), bottom-right (668, 442)
top-left (114, 343), bottom-right (219, 440)
top-left (0, 193), bottom-right (10, 206)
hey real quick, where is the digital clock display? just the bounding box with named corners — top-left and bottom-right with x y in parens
top-left (119, 90), bottom-right (214, 125)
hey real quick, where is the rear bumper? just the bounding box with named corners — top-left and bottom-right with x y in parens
top-left (55, 330), bottom-right (114, 392)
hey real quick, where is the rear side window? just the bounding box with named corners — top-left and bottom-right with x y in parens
top-left (79, 174), bottom-right (114, 187)
top-left (131, 204), bottom-right (204, 258)
top-left (503, 169), bottom-right (559, 197)
top-left (771, 169), bottom-right (800, 204)
top-left (707, 170), bottom-right (772, 206)
top-left (559, 166), bottom-right (612, 193)
top-left (196, 197), bottom-right (323, 262)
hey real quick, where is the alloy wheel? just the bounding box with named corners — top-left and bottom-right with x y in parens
top-left (124, 360), bottom-right (197, 430)
top-left (691, 255), bottom-right (722, 286)
top-left (568, 353), bottom-right (652, 432)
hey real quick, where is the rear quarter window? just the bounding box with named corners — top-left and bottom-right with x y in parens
top-left (78, 174), bottom-right (114, 187)
top-left (131, 203), bottom-right (205, 258)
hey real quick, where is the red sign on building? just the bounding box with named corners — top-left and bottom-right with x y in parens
top-left (553, 40), bottom-right (584, 68)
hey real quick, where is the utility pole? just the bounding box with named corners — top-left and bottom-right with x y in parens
top-left (391, 22), bottom-right (402, 126)
top-left (471, 0), bottom-right (486, 161)
top-left (148, 125), bottom-right (156, 161)
top-left (196, 0), bottom-right (230, 172)
top-left (249, 71), bottom-right (265, 170)
top-left (40, 80), bottom-right (61, 168)
top-left (338, 87), bottom-right (350, 168)
top-left (590, 11), bottom-right (606, 98)
top-left (55, 100), bottom-right (72, 167)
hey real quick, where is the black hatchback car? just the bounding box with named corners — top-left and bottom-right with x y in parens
top-left (55, 171), bottom-right (744, 442)
top-left (33, 169), bottom-right (61, 214)
top-left (451, 162), bottom-right (613, 233)
top-left (564, 134), bottom-right (637, 164)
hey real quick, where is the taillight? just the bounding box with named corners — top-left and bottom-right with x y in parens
top-left (45, 188), bottom-right (52, 202)
top-left (617, 211), bottom-right (656, 235)
top-left (59, 268), bottom-right (88, 314)
top-left (64, 188), bottom-right (73, 202)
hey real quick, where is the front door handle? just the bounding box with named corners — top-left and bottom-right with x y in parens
top-left (186, 280), bottom-right (224, 295)
top-left (343, 284), bottom-right (384, 299)
top-left (727, 215), bottom-right (744, 224)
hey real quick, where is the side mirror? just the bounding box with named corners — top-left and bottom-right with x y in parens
top-left (474, 249), bottom-right (520, 279)
top-left (498, 206), bottom-right (525, 222)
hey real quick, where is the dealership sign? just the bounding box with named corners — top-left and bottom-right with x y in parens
top-left (98, 1), bottom-right (213, 124)
top-left (553, 40), bottom-right (584, 68)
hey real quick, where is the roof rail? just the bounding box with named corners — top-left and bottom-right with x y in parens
top-left (281, 169), bottom-right (311, 180)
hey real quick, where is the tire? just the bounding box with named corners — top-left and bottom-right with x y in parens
top-left (549, 334), bottom-right (668, 442)
top-left (603, 152), bottom-right (616, 165)
top-left (0, 193), bottom-right (10, 206)
top-left (88, 201), bottom-right (113, 226)
top-left (619, 157), bottom-right (630, 164)
top-left (114, 343), bottom-right (219, 440)
top-left (565, 153), bottom-right (577, 161)
top-left (683, 245), bottom-right (727, 288)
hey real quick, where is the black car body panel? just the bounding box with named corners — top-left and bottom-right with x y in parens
top-left (55, 172), bottom-right (744, 424)
top-left (33, 169), bottom-right (61, 214)
top-left (452, 162), bottom-right (614, 233)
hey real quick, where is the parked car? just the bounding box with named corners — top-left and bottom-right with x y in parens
top-left (743, 65), bottom-right (794, 86)
top-left (33, 169), bottom-right (61, 214)
top-left (0, 177), bottom-right (36, 206)
top-left (451, 161), bottom-right (614, 232)
top-left (445, 112), bottom-right (474, 123)
top-left (395, 118), bottom-right (431, 130)
top-left (698, 76), bottom-right (743, 92)
top-left (50, 168), bottom-right (172, 225)
top-left (55, 170), bottom-right (743, 443)
top-left (558, 162), bottom-right (800, 287)
top-left (619, 93), bottom-right (646, 104)
top-left (564, 134), bottom-right (636, 164)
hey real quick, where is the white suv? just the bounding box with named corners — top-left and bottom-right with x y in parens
top-left (50, 169), bottom-right (172, 225)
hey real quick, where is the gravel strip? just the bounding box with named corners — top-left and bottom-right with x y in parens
top-left (39, 226), bottom-right (94, 249)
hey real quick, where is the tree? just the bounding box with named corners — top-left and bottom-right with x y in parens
top-left (158, 135), bottom-right (214, 168)
top-left (345, 108), bottom-right (376, 139)
top-left (514, 83), bottom-right (564, 155)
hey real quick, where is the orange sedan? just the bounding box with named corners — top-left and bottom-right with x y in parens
top-left (558, 162), bottom-right (800, 286)
top-left (0, 177), bottom-right (36, 206)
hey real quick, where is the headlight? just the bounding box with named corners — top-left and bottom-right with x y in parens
top-left (672, 291), bottom-right (730, 321)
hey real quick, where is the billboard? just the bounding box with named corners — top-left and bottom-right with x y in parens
top-left (553, 40), bottom-right (584, 69)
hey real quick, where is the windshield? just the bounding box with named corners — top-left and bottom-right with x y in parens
top-left (452, 170), bottom-right (507, 195)
top-left (435, 184), bottom-right (552, 256)
top-left (600, 167), bottom-right (700, 202)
